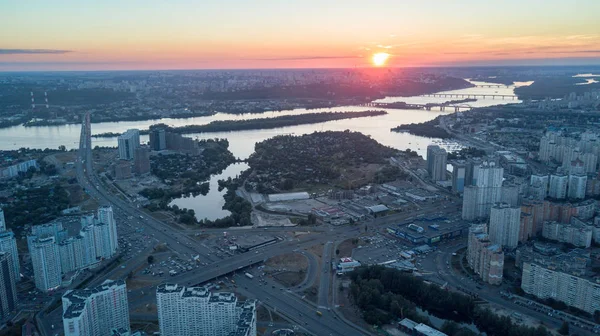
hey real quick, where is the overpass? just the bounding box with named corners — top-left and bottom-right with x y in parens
top-left (474, 84), bottom-right (510, 88)
top-left (422, 93), bottom-right (518, 100)
top-left (361, 101), bottom-right (472, 112)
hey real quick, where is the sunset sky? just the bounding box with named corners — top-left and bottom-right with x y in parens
top-left (1, 0), bottom-right (600, 71)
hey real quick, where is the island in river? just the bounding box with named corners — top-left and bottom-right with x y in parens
top-left (91, 110), bottom-right (387, 137)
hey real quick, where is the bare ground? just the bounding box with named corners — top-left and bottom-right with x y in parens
top-left (265, 253), bottom-right (308, 272)
top-left (272, 271), bottom-right (306, 287)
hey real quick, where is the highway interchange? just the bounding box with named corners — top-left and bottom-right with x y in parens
top-left (36, 111), bottom-right (595, 335)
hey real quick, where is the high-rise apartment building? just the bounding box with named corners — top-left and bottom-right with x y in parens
top-left (488, 203), bottom-right (521, 249)
top-left (548, 174), bottom-right (568, 199)
top-left (521, 199), bottom-right (545, 235)
top-left (0, 252), bottom-right (17, 321)
top-left (451, 161), bottom-right (466, 193)
top-left (529, 174), bottom-right (549, 199)
top-left (0, 231), bottom-right (19, 284)
top-left (542, 221), bottom-right (593, 248)
top-left (568, 174), bottom-right (588, 200)
top-left (156, 284), bottom-right (256, 336)
top-left (149, 128), bottom-right (167, 151)
top-left (118, 129), bottom-right (140, 160)
top-left (29, 236), bottom-right (62, 292)
top-left (0, 208), bottom-right (5, 231)
top-left (466, 224), bottom-right (504, 285)
top-left (521, 262), bottom-right (600, 314)
top-left (133, 147), bottom-right (151, 175)
top-left (62, 280), bottom-right (130, 336)
top-left (97, 206), bottom-right (118, 255)
top-left (426, 145), bottom-right (447, 181)
top-left (462, 162), bottom-right (504, 220)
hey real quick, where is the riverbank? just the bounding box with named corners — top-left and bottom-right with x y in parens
top-left (391, 117), bottom-right (452, 139)
top-left (92, 110), bottom-right (387, 137)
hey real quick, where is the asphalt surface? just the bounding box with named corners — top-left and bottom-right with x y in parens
top-left (428, 244), bottom-right (597, 336)
top-left (318, 241), bottom-right (333, 309)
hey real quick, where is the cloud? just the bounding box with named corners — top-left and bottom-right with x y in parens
top-left (0, 49), bottom-right (73, 55)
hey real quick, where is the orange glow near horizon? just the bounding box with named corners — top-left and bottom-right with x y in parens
top-left (372, 53), bottom-right (390, 67)
top-left (1, 1), bottom-right (600, 70)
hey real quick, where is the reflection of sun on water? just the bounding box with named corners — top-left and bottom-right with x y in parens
top-left (372, 52), bottom-right (390, 66)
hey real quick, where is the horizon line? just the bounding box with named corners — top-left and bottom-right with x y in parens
top-left (2, 63), bottom-right (600, 74)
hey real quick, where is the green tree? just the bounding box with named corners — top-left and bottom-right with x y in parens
top-left (558, 322), bottom-right (569, 335)
top-left (147, 255), bottom-right (155, 264)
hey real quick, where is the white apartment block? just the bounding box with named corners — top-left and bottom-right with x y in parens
top-left (522, 262), bottom-right (600, 314)
top-left (461, 162), bottom-right (504, 220)
top-left (118, 129), bottom-right (140, 160)
top-left (549, 174), bottom-right (568, 199)
top-left (0, 230), bottom-right (19, 283)
top-left (568, 174), bottom-right (588, 200)
top-left (489, 203), bottom-right (521, 249)
top-left (542, 221), bottom-right (593, 248)
top-left (157, 284), bottom-right (256, 336)
top-left (62, 280), bottom-right (130, 336)
top-left (29, 236), bottom-right (62, 292)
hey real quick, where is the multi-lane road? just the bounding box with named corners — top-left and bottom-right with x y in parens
top-left (74, 112), bottom-right (402, 335)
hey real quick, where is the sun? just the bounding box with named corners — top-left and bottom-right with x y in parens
top-left (372, 52), bottom-right (390, 67)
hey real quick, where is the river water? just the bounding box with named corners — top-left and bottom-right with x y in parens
top-left (0, 80), bottom-right (526, 220)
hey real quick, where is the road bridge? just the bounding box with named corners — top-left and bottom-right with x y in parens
top-left (422, 93), bottom-right (518, 100)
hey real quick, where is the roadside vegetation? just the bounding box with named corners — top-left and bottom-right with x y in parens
top-left (349, 266), bottom-right (552, 336)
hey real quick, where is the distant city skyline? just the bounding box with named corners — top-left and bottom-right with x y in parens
top-left (1, 0), bottom-right (600, 71)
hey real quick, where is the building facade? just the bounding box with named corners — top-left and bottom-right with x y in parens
top-left (542, 221), bottom-right (593, 248)
top-left (156, 284), bottom-right (256, 336)
top-left (427, 145), bottom-right (447, 181)
top-left (117, 129), bottom-right (140, 160)
top-left (0, 252), bottom-right (17, 321)
top-left (521, 262), bottom-right (600, 314)
top-left (62, 280), bottom-right (130, 336)
top-left (488, 203), bottom-right (521, 249)
top-left (451, 161), bottom-right (466, 193)
top-left (568, 174), bottom-right (588, 200)
top-left (461, 162), bottom-right (504, 220)
top-left (29, 236), bottom-right (62, 292)
top-left (149, 128), bottom-right (167, 151)
top-left (0, 230), bottom-right (19, 284)
top-left (467, 224), bottom-right (504, 285)
top-left (549, 174), bottom-right (569, 199)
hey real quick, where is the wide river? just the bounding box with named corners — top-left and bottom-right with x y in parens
top-left (0, 80), bottom-right (529, 220)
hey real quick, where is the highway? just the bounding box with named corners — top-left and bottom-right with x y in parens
top-left (77, 112), bottom-right (216, 262)
top-left (234, 275), bottom-right (362, 336)
top-left (74, 112), bottom-right (479, 335)
top-left (430, 245), bottom-right (596, 336)
top-left (318, 241), bottom-right (333, 308)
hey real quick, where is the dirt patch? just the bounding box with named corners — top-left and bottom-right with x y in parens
top-left (337, 238), bottom-right (359, 258)
top-left (127, 278), bottom-right (158, 290)
top-left (131, 322), bottom-right (159, 334)
top-left (132, 303), bottom-right (157, 315)
top-left (306, 243), bottom-right (324, 259)
top-left (266, 253), bottom-right (308, 272)
top-left (192, 233), bottom-right (211, 241)
top-left (273, 271), bottom-right (306, 288)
